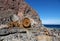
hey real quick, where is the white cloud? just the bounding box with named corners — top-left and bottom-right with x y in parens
top-left (42, 19), bottom-right (60, 24)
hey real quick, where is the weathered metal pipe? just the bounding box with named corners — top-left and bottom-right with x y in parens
top-left (22, 18), bottom-right (31, 28)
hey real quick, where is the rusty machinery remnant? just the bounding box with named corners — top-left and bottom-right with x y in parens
top-left (22, 18), bottom-right (31, 28)
top-left (8, 21), bottom-right (20, 28)
top-left (7, 18), bottom-right (31, 28)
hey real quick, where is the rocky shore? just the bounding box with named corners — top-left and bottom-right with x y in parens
top-left (0, 0), bottom-right (60, 41)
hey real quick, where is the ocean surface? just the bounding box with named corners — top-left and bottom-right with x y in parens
top-left (44, 24), bottom-right (60, 28)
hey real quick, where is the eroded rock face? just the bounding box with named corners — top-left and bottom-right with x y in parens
top-left (0, 0), bottom-right (42, 41)
top-left (0, 0), bottom-right (42, 28)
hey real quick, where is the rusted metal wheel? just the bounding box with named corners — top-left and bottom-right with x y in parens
top-left (22, 18), bottom-right (31, 28)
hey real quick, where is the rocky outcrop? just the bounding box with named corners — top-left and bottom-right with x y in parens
top-left (0, 0), bottom-right (42, 28)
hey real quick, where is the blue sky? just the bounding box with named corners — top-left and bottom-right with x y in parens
top-left (25, 0), bottom-right (60, 24)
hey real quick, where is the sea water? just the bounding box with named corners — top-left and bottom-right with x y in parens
top-left (44, 24), bottom-right (60, 30)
